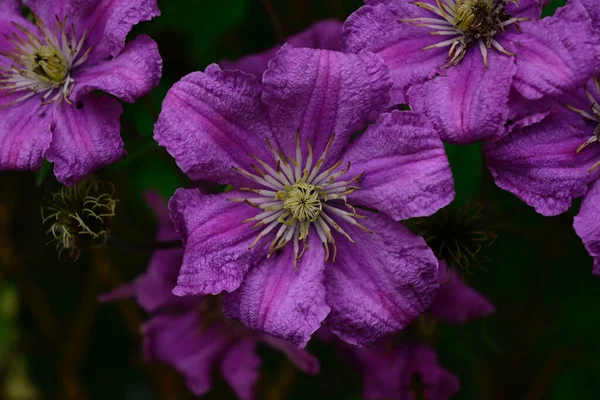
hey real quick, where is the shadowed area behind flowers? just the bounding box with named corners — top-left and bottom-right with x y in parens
top-left (1, 0), bottom-right (598, 399)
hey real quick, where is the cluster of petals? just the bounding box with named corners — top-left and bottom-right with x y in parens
top-left (0, 0), bottom-right (162, 185)
top-left (479, 0), bottom-right (600, 275)
top-left (343, 0), bottom-right (600, 144)
top-left (343, 261), bottom-right (495, 400)
top-left (154, 40), bottom-right (456, 347)
top-left (101, 192), bottom-right (320, 399)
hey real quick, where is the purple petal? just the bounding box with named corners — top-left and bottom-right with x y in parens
top-left (45, 94), bottom-right (125, 186)
top-left (0, 98), bottom-right (51, 172)
top-left (221, 19), bottom-right (343, 78)
top-left (24, 0), bottom-right (160, 63)
top-left (169, 189), bottom-right (266, 296)
top-left (341, 0), bottom-right (447, 104)
top-left (505, 91), bottom-right (554, 133)
top-left (0, 0), bottom-right (21, 15)
top-left (428, 261), bottom-right (495, 323)
top-left (506, 0), bottom-right (548, 19)
top-left (484, 109), bottom-right (600, 216)
top-left (505, 2), bottom-right (600, 100)
top-left (220, 337), bottom-right (260, 400)
top-left (72, 35), bottom-right (162, 103)
top-left (262, 45), bottom-right (391, 162)
top-left (100, 192), bottom-right (199, 312)
top-left (260, 335), bottom-right (320, 374)
top-left (134, 192), bottom-right (188, 312)
top-left (574, 180), bottom-right (600, 276)
top-left (154, 65), bottom-right (275, 186)
top-left (143, 311), bottom-right (229, 396)
top-left (325, 212), bottom-right (439, 346)
top-left (408, 51), bottom-right (516, 144)
top-left (343, 111), bottom-right (454, 220)
top-left (351, 341), bottom-right (460, 400)
top-left (577, 0), bottom-right (600, 32)
top-left (223, 234), bottom-right (330, 348)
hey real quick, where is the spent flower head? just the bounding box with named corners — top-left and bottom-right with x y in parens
top-left (409, 201), bottom-right (497, 273)
top-left (41, 178), bottom-right (117, 260)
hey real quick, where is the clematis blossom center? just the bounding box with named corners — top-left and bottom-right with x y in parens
top-left (0, 16), bottom-right (92, 108)
top-left (566, 75), bottom-right (600, 172)
top-left (402, 0), bottom-right (527, 68)
top-left (228, 134), bottom-right (369, 268)
top-left (280, 182), bottom-right (323, 222)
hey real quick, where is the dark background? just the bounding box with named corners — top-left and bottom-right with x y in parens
top-left (2, 0), bottom-right (598, 399)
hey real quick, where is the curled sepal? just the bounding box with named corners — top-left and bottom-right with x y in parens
top-left (41, 177), bottom-right (118, 260)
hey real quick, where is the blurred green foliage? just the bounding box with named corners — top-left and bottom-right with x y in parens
top-left (4, 0), bottom-right (599, 399)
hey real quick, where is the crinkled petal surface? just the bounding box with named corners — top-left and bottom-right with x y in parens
top-left (169, 189), bottom-right (266, 296)
top-left (143, 311), bottom-right (229, 396)
top-left (351, 341), bottom-right (460, 400)
top-left (342, 0), bottom-right (446, 104)
top-left (576, 0), bottom-right (600, 31)
top-left (135, 192), bottom-right (190, 311)
top-left (262, 45), bottom-right (391, 162)
top-left (155, 65), bottom-right (275, 186)
top-left (260, 335), bottom-right (320, 374)
top-left (574, 180), bottom-right (600, 276)
top-left (484, 109), bottom-right (600, 216)
top-left (408, 51), bottom-right (516, 144)
top-left (506, 2), bottom-right (600, 100)
top-left (72, 35), bottom-right (162, 103)
top-left (344, 111), bottom-right (454, 220)
top-left (223, 234), bottom-right (330, 348)
top-left (221, 19), bottom-right (343, 77)
top-left (45, 95), bottom-right (125, 186)
top-left (0, 97), bottom-right (51, 172)
top-left (325, 211), bottom-right (439, 346)
top-left (428, 261), bottom-right (495, 323)
top-left (0, 0), bottom-right (21, 15)
top-left (506, 0), bottom-right (548, 18)
top-left (23, 0), bottom-right (160, 62)
top-left (220, 337), bottom-right (260, 400)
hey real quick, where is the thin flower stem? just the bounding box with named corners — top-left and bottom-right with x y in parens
top-left (260, 0), bottom-right (286, 44)
top-left (102, 235), bottom-right (182, 251)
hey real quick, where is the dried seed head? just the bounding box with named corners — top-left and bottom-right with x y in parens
top-left (41, 178), bottom-right (118, 260)
top-left (408, 201), bottom-right (497, 273)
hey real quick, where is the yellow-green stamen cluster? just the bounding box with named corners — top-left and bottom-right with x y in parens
top-left (229, 134), bottom-right (369, 268)
top-left (0, 15), bottom-right (92, 108)
top-left (402, 0), bottom-right (527, 68)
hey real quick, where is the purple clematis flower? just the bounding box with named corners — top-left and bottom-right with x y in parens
top-left (154, 45), bottom-right (455, 347)
top-left (350, 342), bottom-right (460, 400)
top-left (345, 261), bottom-right (494, 400)
top-left (0, 0), bottom-right (162, 185)
top-left (101, 192), bottom-right (319, 399)
top-left (342, 0), bottom-right (600, 144)
top-left (484, 79), bottom-right (600, 274)
top-left (221, 19), bottom-right (343, 78)
top-left (428, 261), bottom-right (495, 323)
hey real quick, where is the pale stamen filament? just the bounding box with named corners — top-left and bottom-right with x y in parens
top-left (0, 15), bottom-right (92, 108)
top-left (566, 75), bottom-right (600, 172)
top-left (401, 0), bottom-right (526, 68)
top-left (229, 134), bottom-right (368, 268)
